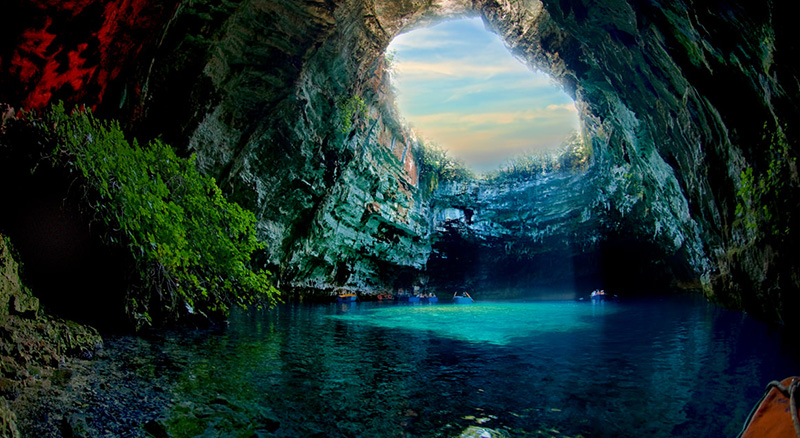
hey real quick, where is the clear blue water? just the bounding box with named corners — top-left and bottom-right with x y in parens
top-left (107, 296), bottom-right (799, 438)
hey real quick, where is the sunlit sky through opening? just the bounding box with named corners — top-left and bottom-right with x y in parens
top-left (388, 17), bottom-right (579, 172)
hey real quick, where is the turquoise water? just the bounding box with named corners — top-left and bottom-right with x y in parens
top-left (53, 297), bottom-right (800, 438)
top-left (328, 301), bottom-right (614, 345)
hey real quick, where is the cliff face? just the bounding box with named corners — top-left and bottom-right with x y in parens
top-left (510, 0), bottom-right (800, 321)
top-left (2, 0), bottom-right (799, 322)
top-left (427, 170), bottom-right (609, 297)
top-left (174, 1), bottom-right (435, 294)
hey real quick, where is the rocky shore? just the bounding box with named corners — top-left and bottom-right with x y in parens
top-left (1, 234), bottom-right (102, 436)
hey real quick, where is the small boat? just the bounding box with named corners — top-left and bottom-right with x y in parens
top-left (738, 376), bottom-right (799, 438)
top-left (589, 289), bottom-right (617, 302)
top-left (421, 295), bottom-right (438, 303)
top-left (397, 295), bottom-right (420, 303)
top-left (336, 293), bottom-right (357, 303)
top-left (452, 292), bottom-right (473, 304)
top-left (377, 293), bottom-right (394, 301)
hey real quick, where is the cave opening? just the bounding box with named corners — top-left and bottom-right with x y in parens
top-left (384, 14), bottom-right (683, 301)
top-left (387, 16), bottom-right (582, 174)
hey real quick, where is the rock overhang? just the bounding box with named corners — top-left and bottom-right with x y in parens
top-left (2, 0), bottom-right (798, 323)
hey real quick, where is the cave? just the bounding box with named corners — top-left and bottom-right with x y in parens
top-left (1, 0), bottom-right (799, 326)
top-left (2, 0), bottom-right (800, 436)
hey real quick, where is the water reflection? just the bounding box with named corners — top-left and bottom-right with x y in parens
top-left (92, 297), bottom-right (798, 438)
top-left (329, 302), bottom-right (615, 345)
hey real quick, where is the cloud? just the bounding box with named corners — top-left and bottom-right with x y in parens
top-left (394, 59), bottom-right (520, 79)
top-left (388, 17), bottom-right (580, 172)
top-left (390, 17), bottom-right (487, 51)
top-left (413, 103), bottom-right (577, 128)
top-left (441, 75), bottom-right (557, 103)
top-left (546, 103), bottom-right (578, 113)
top-left (390, 30), bottom-right (457, 51)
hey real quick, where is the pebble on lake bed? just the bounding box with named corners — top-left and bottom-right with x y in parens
top-left (459, 425), bottom-right (509, 438)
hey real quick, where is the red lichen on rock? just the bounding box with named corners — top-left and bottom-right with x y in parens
top-left (3, 0), bottom-right (178, 111)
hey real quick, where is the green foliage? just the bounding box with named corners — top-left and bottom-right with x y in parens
top-left (384, 49), bottom-right (397, 72)
top-left (486, 131), bottom-right (591, 181)
top-left (735, 123), bottom-right (797, 240)
top-left (36, 103), bottom-right (279, 328)
top-left (414, 140), bottom-right (475, 194)
top-left (337, 95), bottom-right (368, 133)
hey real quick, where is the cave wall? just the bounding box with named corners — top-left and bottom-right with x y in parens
top-left (2, 0), bottom-right (799, 322)
top-left (172, 0), bottom-right (435, 294)
top-left (511, 0), bottom-right (800, 321)
top-left (427, 169), bottom-right (608, 297)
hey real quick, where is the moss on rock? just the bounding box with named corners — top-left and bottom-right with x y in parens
top-left (0, 235), bottom-right (31, 318)
top-left (0, 399), bottom-right (21, 438)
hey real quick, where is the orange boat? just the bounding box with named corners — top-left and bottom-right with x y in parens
top-left (335, 292), bottom-right (357, 303)
top-left (738, 377), bottom-right (800, 438)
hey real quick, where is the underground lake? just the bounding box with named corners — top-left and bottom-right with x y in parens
top-left (13, 297), bottom-right (800, 438)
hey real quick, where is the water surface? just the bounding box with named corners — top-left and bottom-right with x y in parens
top-left (37, 296), bottom-right (800, 438)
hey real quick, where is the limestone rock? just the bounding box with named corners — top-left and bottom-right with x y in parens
top-left (0, 235), bottom-right (103, 378)
top-left (2, 0), bottom-right (799, 323)
top-left (0, 235), bottom-right (24, 316)
top-left (0, 400), bottom-right (21, 438)
top-left (9, 293), bottom-right (38, 318)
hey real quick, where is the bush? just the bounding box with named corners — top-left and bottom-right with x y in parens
top-left (735, 123), bottom-right (797, 240)
top-left (36, 103), bottom-right (279, 328)
top-left (414, 140), bottom-right (475, 194)
top-left (337, 95), bottom-right (368, 133)
top-left (487, 131), bottom-right (591, 181)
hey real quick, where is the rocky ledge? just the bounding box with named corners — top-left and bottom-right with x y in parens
top-left (0, 234), bottom-right (102, 436)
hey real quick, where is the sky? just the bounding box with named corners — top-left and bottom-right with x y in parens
top-left (387, 17), bottom-right (579, 172)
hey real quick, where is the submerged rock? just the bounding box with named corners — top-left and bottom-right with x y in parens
top-left (459, 425), bottom-right (509, 438)
top-left (62, 413), bottom-right (95, 438)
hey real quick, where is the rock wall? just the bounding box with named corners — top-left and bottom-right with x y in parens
top-left (427, 170), bottom-right (609, 297)
top-left (172, 0), bottom-right (435, 294)
top-left (2, 0), bottom-right (799, 322)
top-left (427, 161), bottom-right (700, 298)
top-left (0, 235), bottom-right (39, 319)
top-left (507, 0), bottom-right (800, 322)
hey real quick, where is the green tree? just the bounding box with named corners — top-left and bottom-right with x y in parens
top-left (36, 103), bottom-right (279, 328)
top-left (488, 131), bottom-right (591, 181)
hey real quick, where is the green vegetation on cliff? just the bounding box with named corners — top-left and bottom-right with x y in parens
top-left (486, 131), bottom-right (592, 181)
top-left (337, 96), bottom-right (368, 133)
top-left (415, 140), bottom-right (475, 195)
top-left (36, 104), bottom-right (279, 328)
top-left (722, 122), bottom-right (800, 323)
top-left (736, 124), bottom-right (797, 240)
